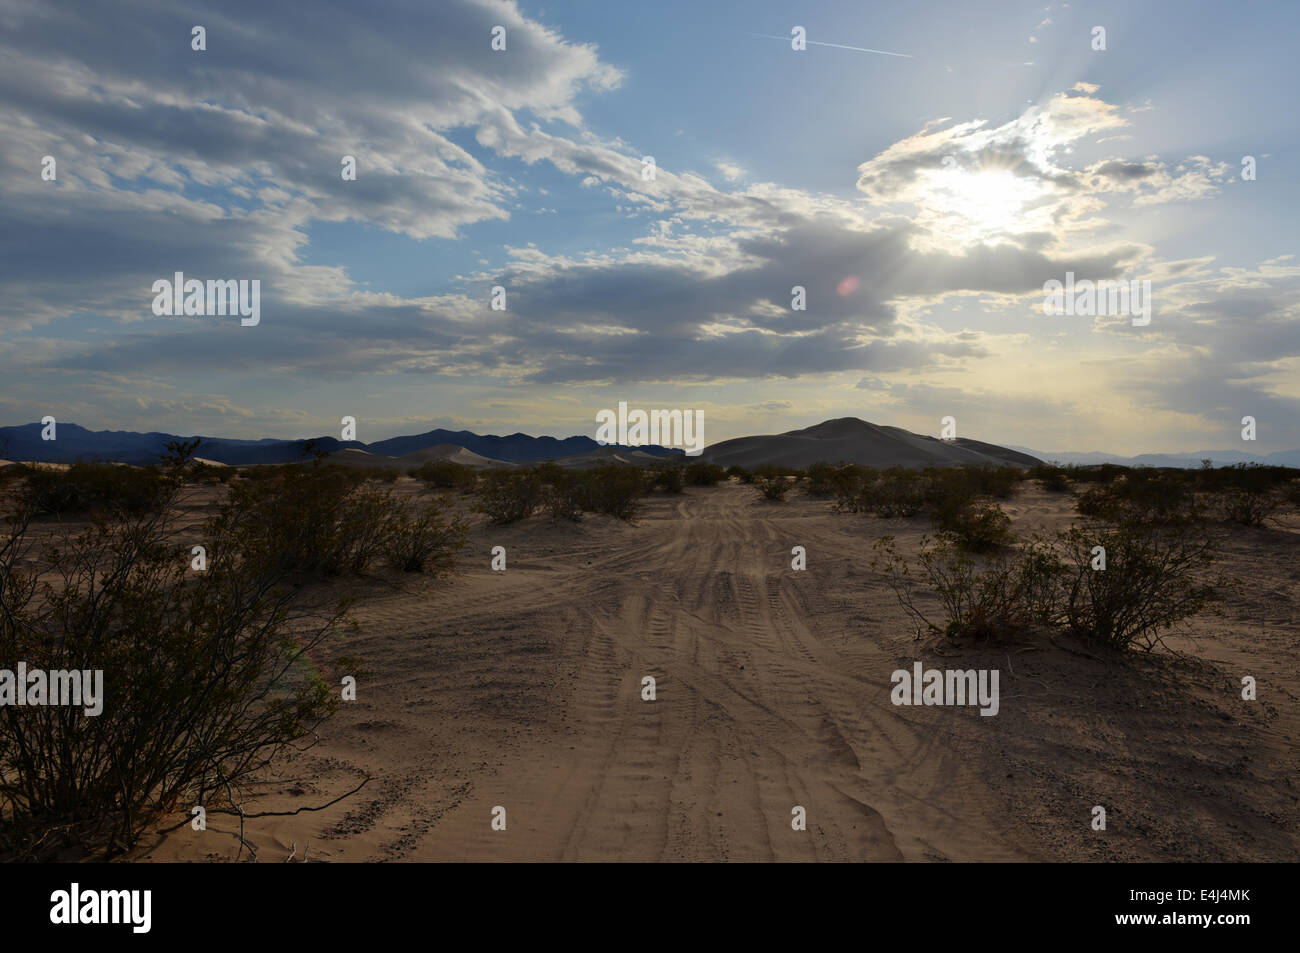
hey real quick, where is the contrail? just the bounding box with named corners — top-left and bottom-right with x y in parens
top-left (748, 32), bottom-right (913, 58)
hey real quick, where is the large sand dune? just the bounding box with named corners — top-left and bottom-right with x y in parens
top-left (705, 417), bottom-right (1041, 469)
top-left (137, 482), bottom-right (1298, 862)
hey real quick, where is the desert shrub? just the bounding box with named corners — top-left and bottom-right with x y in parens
top-left (412, 460), bottom-right (476, 493)
top-left (827, 465), bottom-right (876, 511)
top-left (383, 499), bottom-right (468, 573)
top-left (576, 465), bottom-right (645, 521)
top-left (1067, 463), bottom-right (1127, 484)
top-left (649, 461), bottom-right (684, 494)
top-left (186, 462), bottom-right (231, 485)
top-left (867, 467), bottom-right (927, 517)
top-left (1075, 469), bottom-right (1199, 524)
top-left (804, 462), bottom-right (839, 497)
top-left (473, 470), bottom-right (544, 525)
top-left (1060, 517), bottom-right (1221, 651)
top-left (873, 536), bottom-right (1066, 641)
top-left (1195, 464), bottom-right (1290, 526)
top-left (0, 446), bottom-right (352, 859)
top-left (931, 498), bottom-right (1015, 552)
top-left (876, 513), bottom-right (1223, 652)
top-left (214, 462), bottom-right (362, 575)
top-left (684, 461), bottom-right (726, 486)
top-left (535, 465), bottom-right (583, 522)
top-left (1213, 487), bottom-right (1283, 526)
top-left (1196, 462), bottom-right (1294, 494)
top-left (331, 485), bottom-right (403, 574)
top-left (754, 471), bottom-right (790, 501)
top-left (1031, 462), bottom-right (1071, 492)
top-left (961, 465), bottom-right (1025, 499)
top-left (804, 463), bottom-right (872, 499)
top-left (726, 465), bottom-right (754, 484)
top-left (20, 462), bottom-right (170, 518)
top-left (235, 465), bottom-right (284, 482)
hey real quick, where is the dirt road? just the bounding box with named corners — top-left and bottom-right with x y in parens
top-left (141, 482), bottom-right (1299, 862)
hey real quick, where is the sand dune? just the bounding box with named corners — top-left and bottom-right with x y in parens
top-left (544, 446), bottom-right (672, 468)
top-left (135, 482), bottom-right (1298, 863)
top-left (395, 444), bottom-right (508, 468)
top-left (705, 417), bottom-right (1040, 469)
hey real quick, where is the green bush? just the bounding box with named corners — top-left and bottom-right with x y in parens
top-left (726, 465), bottom-right (754, 484)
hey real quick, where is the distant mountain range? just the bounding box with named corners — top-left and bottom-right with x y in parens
top-left (3, 419), bottom-right (1295, 471)
top-left (1010, 446), bottom-right (1300, 468)
top-left (0, 421), bottom-right (682, 468)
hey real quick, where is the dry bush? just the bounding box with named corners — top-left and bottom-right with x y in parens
top-left (1060, 517), bottom-right (1222, 651)
top-left (412, 460), bottom-right (476, 494)
top-left (575, 465), bottom-right (646, 521)
top-left (383, 499), bottom-right (468, 573)
top-left (876, 514), bottom-right (1224, 652)
top-left (215, 463), bottom-right (364, 575)
top-left (931, 498), bottom-right (1015, 552)
top-left (1066, 463), bottom-right (1127, 484)
top-left (873, 536), bottom-right (1065, 642)
top-left (752, 465), bottom-right (796, 501)
top-left (1030, 462), bottom-right (1071, 492)
top-left (684, 461), bottom-right (726, 486)
top-left (473, 470), bottom-right (544, 525)
top-left (20, 462), bottom-right (170, 518)
top-left (532, 464), bottom-right (583, 522)
top-left (866, 467), bottom-right (928, 517)
top-left (726, 465), bottom-right (754, 484)
top-left (648, 461), bottom-right (684, 494)
top-left (754, 473), bottom-right (790, 501)
top-left (1075, 469), bottom-right (1199, 524)
top-left (0, 444), bottom-right (351, 859)
top-left (1195, 464), bottom-right (1292, 526)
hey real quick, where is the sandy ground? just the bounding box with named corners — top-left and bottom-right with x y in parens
top-left (109, 480), bottom-right (1299, 862)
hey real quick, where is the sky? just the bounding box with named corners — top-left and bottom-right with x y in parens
top-left (1, 0), bottom-right (1297, 455)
